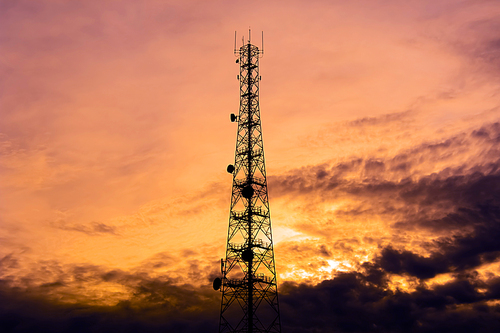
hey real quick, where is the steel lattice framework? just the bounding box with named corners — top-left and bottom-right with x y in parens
top-left (213, 39), bottom-right (281, 333)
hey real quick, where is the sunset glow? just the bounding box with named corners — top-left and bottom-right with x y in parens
top-left (2, 0), bottom-right (500, 331)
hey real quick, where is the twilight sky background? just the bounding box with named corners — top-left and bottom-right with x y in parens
top-left (2, 0), bottom-right (500, 332)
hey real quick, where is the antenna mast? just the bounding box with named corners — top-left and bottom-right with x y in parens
top-left (214, 31), bottom-right (281, 333)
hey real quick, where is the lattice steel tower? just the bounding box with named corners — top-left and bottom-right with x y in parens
top-left (213, 32), bottom-right (281, 333)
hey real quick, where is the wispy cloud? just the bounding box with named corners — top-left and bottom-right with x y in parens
top-left (51, 221), bottom-right (118, 236)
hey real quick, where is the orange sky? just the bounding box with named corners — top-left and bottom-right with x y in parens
top-left (2, 0), bottom-right (500, 331)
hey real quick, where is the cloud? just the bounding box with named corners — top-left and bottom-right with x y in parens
top-left (0, 257), bottom-right (222, 332)
top-left (270, 121), bottom-right (500, 209)
top-left (453, 14), bottom-right (500, 76)
top-left (0, 280), bottom-right (219, 333)
top-left (51, 221), bottom-right (118, 236)
top-left (347, 110), bottom-right (413, 127)
top-left (266, 121), bottom-right (500, 282)
top-left (3, 258), bottom-right (500, 333)
top-left (280, 270), bottom-right (500, 333)
top-left (373, 199), bottom-right (500, 279)
top-left (0, 254), bottom-right (19, 270)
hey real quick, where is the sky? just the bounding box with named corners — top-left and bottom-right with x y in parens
top-left (2, 0), bottom-right (500, 332)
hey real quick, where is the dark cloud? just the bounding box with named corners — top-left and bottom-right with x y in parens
top-left (370, 226), bottom-right (500, 280)
top-left (270, 122), bottom-right (500, 197)
top-left (374, 247), bottom-right (446, 280)
top-left (280, 269), bottom-right (500, 333)
top-left (363, 159), bottom-right (386, 178)
top-left (270, 122), bottom-right (500, 234)
top-left (0, 262), bottom-right (220, 333)
top-left (0, 284), bottom-right (219, 333)
top-left (3, 264), bottom-right (500, 333)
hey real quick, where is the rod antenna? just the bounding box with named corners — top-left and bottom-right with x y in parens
top-left (234, 31), bottom-right (237, 53)
top-left (261, 31), bottom-right (264, 56)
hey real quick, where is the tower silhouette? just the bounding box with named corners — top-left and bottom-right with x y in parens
top-left (213, 32), bottom-right (281, 333)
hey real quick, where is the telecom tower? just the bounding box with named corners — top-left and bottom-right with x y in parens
top-left (213, 32), bottom-right (281, 333)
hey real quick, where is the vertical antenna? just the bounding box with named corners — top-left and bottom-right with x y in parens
top-left (249, 27), bottom-right (251, 43)
top-left (261, 31), bottom-right (264, 55)
top-left (234, 31), bottom-right (237, 53)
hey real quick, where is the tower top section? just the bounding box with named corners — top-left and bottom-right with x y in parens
top-left (234, 29), bottom-right (264, 56)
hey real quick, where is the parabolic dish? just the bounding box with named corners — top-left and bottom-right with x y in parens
top-left (213, 277), bottom-right (222, 291)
